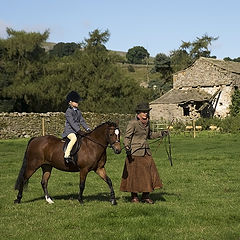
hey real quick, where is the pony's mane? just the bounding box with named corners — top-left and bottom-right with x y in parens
top-left (92, 121), bottom-right (118, 131)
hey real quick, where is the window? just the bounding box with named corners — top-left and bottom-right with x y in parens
top-left (183, 107), bottom-right (190, 116)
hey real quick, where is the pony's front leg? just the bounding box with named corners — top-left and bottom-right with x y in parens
top-left (41, 165), bottom-right (54, 204)
top-left (78, 168), bottom-right (88, 204)
top-left (96, 167), bottom-right (117, 205)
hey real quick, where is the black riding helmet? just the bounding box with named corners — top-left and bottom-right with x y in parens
top-left (66, 91), bottom-right (81, 103)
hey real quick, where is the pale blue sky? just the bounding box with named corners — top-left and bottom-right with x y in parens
top-left (1, 0), bottom-right (239, 59)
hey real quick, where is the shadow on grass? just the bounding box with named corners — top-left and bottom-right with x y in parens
top-left (23, 192), bottom-right (120, 204)
top-left (21, 191), bottom-right (180, 204)
top-left (121, 191), bottom-right (181, 203)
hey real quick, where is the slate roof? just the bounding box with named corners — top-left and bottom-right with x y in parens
top-left (175, 57), bottom-right (240, 75)
top-left (203, 57), bottom-right (240, 74)
top-left (150, 88), bottom-right (212, 104)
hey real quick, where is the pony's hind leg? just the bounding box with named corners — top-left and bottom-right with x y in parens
top-left (14, 168), bottom-right (37, 204)
top-left (14, 179), bottom-right (28, 204)
top-left (41, 165), bottom-right (54, 204)
top-left (96, 167), bottom-right (117, 205)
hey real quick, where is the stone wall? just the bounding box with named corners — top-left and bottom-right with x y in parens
top-left (150, 104), bottom-right (183, 122)
top-left (0, 112), bottom-right (134, 139)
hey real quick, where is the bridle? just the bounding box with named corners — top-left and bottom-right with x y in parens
top-left (106, 127), bottom-right (121, 149)
top-left (79, 125), bottom-right (120, 149)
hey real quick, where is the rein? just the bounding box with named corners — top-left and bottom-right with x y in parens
top-left (79, 134), bottom-right (108, 148)
top-left (78, 127), bottom-right (120, 149)
top-left (152, 134), bottom-right (173, 166)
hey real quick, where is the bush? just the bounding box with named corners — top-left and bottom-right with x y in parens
top-left (220, 115), bottom-right (240, 133)
top-left (195, 117), bottom-right (222, 130)
top-left (127, 65), bottom-right (135, 72)
top-left (195, 116), bottom-right (240, 133)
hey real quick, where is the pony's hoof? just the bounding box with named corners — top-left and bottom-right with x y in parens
top-left (45, 196), bottom-right (54, 204)
top-left (14, 199), bottom-right (21, 204)
top-left (78, 199), bottom-right (84, 204)
top-left (111, 199), bottom-right (117, 205)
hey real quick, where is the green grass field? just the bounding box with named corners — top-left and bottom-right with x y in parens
top-left (0, 134), bottom-right (240, 240)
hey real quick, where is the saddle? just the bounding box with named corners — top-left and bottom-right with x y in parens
top-left (62, 134), bottom-right (83, 162)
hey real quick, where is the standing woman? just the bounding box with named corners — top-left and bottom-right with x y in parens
top-left (120, 102), bottom-right (168, 204)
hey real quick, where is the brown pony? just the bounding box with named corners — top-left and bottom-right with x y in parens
top-left (14, 121), bottom-right (121, 205)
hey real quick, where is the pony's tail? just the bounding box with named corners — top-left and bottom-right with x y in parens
top-left (14, 137), bottom-right (35, 190)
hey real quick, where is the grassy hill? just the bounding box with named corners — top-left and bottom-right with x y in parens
top-left (119, 63), bottom-right (160, 87)
top-left (42, 42), bottom-right (159, 87)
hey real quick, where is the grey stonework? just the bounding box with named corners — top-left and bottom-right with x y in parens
top-left (150, 57), bottom-right (240, 122)
top-left (0, 112), bottom-right (134, 139)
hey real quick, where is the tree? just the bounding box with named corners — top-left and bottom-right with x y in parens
top-left (49, 42), bottom-right (81, 57)
top-left (169, 34), bottom-right (218, 73)
top-left (149, 53), bottom-right (173, 97)
top-left (73, 30), bottom-right (151, 113)
top-left (224, 57), bottom-right (240, 62)
top-left (126, 46), bottom-right (149, 64)
top-left (152, 53), bottom-right (171, 75)
top-left (180, 34), bottom-right (218, 61)
top-left (0, 28), bottom-right (49, 112)
top-left (0, 28), bottom-right (152, 113)
top-left (230, 89), bottom-right (240, 116)
top-left (170, 49), bottom-right (192, 72)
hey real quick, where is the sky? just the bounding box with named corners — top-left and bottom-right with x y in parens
top-left (1, 0), bottom-right (239, 59)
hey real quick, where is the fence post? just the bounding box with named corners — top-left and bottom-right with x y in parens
top-left (193, 119), bottom-right (196, 138)
top-left (42, 118), bottom-right (45, 136)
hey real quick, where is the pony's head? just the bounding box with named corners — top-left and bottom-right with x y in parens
top-left (106, 122), bottom-right (121, 154)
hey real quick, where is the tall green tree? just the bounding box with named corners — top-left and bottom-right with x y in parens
top-left (126, 46), bottom-right (149, 64)
top-left (230, 89), bottom-right (240, 116)
top-left (0, 28), bottom-right (152, 113)
top-left (0, 28), bottom-right (49, 112)
top-left (72, 29), bottom-right (150, 113)
top-left (170, 34), bottom-right (218, 73)
top-left (180, 34), bottom-right (218, 60)
top-left (49, 42), bottom-right (81, 57)
top-left (170, 49), bottom-right (192, 72)
top-left (149, 53), bottom-right (173, 98)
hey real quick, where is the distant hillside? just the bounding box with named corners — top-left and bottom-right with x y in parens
top-left (42, 42), bottom-right (154, 60)
top-left (41, 42), bottom-right (157, 87)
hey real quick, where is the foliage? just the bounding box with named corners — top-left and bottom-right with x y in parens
top-left (1, 135), bottom-right (240, 239)
top-left (127, 65), bottom-right (135, 72)
top-left (152, 53), bottom-right (171, 74)
top-left (219, 115), bottom-right (240, 133)
top-left (0, 28), bottom-right (152, 113)
top-left (49, 42), bottom-right (81, 57)
top-left (229, 89), bottom-right (240, 116)
top-left (180, 34), bottom-right (218, 60)
top-left (195, 117), bottom-right (222, 130)
top-left (170, 49), bottom-right (192, 72)
top-left (148, 78), bottom-right (172, 99)
top-left (195, 115), bottom-right (240, 133)
top-left (223, 57), bottom-right (240, 62)
top-left (150, 53), bottom-right (173, 92)
top-left (126, 46), bottom-right (149, 64)
top-left (0, 28), bottom-right (49, 112)
top-left (170, 34), bottom-right (218, 73)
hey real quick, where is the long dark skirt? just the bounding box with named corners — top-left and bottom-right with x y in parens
top-left (120, 154), bottom-right (163, 193)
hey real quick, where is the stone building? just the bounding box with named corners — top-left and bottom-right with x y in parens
top-left (150, 57), bottom-right (240, 122)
